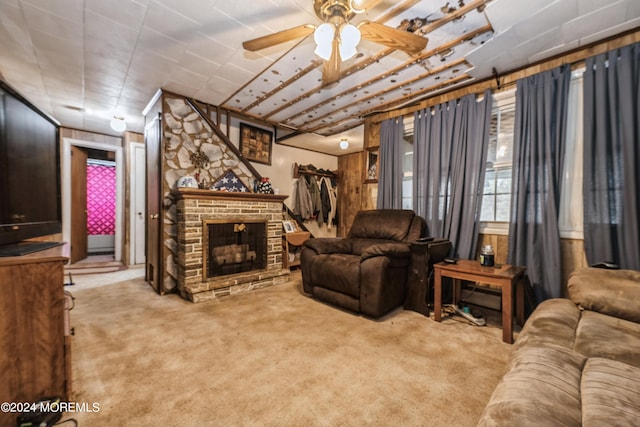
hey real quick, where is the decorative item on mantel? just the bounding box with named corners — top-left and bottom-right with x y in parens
top-left (256, 177), bottom-right (274, 194)
top-left (177, 175), bottom-right (198, 188)
top-left (189, 145), bottom-right (211, 189)
top-left (210, 169), bottom-right (249, 192)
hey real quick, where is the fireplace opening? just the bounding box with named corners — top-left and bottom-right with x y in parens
top-left (204, 220), bottom-right (267, 278)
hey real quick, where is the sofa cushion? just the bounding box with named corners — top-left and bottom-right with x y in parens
top-left (581, 357), bottom-right (640, 426)
top-left (349, 238), bottom-right (396, 256)
top-left (303, 237), bottom-right (352, 254)
top-left (477, 345), bottom-right (585, 427)
top-left (513, 298), bottom-right (581, 352)
top-left (348, 209), bottom-right (417, 241)
top-left (568, 268), bottom-right (640, 323)
top-left (575, 310), bottom-right (640, 369)
top-left (310, 253), bottom-right (360, 298)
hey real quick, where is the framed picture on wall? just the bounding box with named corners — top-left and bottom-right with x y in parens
top-left (364, 147), bottom-right (379, 183)
top-left (239, 123), bottom-right (273, 165)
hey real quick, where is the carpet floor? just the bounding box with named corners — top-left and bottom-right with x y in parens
top-left (65, 258), bottom-right (128, 276)
top-left (67, 271), bottom-right (512, 427)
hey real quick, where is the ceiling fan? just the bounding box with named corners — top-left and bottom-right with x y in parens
top-left (242, 0), bottom-right (428, 84)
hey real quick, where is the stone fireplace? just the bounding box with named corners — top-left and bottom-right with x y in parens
top-left (174, 188), bottom-right (290, 303)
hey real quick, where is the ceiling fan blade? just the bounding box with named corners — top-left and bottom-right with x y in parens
top-left (322, 38), bottom-right (341, 85)
top-left (243, 24), bottom-right (316, 51)
top-left (357, 21), bottom-right (428, 56)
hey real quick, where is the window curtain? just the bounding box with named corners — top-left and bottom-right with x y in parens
top-left (377, 116), bottom-right (404, 209)
top-left (583, 43), bottom-right (640, 270)
top-left (507, 64), bottom-right (571, 303)
top-left (412, 91), bottom-right (492, 258)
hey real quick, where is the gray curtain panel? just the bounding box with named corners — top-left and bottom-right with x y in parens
top-left (412, 91), bottom-right (492, 258)
top-left (377, 116), bottom-right (404, 209)
top-left (508, 65), bottom-right (571, 303)
top-left (583, 43), bottom-right (640, 270)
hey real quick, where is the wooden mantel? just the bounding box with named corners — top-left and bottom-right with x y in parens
top-left (172, 187), bottom-right (288, 203)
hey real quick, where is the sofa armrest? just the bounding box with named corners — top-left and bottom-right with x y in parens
top-left (303, 238), bottom-right (352, 254)
top-left (360, 242), bottom-right (410, 261)
top-left (426, 239), bottom-right (451, 264)
top-left (568, 267), bottom-right (640, 323)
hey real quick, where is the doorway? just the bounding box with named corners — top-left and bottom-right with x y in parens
top-left (62, 138), bottom-right (123, 264)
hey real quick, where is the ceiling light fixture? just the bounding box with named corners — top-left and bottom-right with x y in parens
top-left (314, 23), bottom-right (335, 60)
top-left (314, 22), bottom-right (361, 61)
top-left (110, 115), bottom-right (126, 132)
top-left (313, 0), bottom-right (363, 62)
top-left (339, 24), bottom-right (361, 60)
top-left (339, 138), bottom-right (349, 149)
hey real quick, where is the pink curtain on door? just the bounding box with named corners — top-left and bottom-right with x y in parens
top-left (87, 164), bottom-right (116, 235)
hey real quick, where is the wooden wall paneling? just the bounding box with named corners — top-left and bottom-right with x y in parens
top-left (60, 128), bottom-right (122, 147)
top-left (364, 119), bottom-right (379, 150)
top-left (477, 233), bottom-right (588, 296)
top-left (476, 233), bottom-right (509, 265)
top-left (360, 184), bottom-right (378, 211)
top-left (359, 119), bottom-right (379, 212)
top-left (337, 152), bottom-right (363, 237)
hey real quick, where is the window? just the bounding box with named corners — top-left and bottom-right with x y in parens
top-left (480, 90), bottom-right (516, 229)
top-left (558, 68), bottom-right (584, 238)
top-left (401, 78), bottom-right (584, 239)
top-left (402, 121), bottom-right (414, 210)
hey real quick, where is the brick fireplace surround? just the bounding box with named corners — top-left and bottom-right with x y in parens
top-left (174, 188), bottom-right (290, 303)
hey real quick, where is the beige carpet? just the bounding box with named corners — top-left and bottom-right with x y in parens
top-left (68, 271), bottom-right (512, 427)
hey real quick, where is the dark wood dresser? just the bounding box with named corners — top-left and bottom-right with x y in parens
top-left (0, 244), bottom-right (70, 426)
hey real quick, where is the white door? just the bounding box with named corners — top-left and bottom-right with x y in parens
top-left (131, 143), bottom-right (146, 264)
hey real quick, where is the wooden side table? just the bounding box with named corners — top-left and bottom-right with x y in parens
top-left (283, 231), bottom-right (311, 269)
top-left (433, 260), bottom-right (526, 344)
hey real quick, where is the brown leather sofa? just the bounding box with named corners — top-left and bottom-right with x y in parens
top-left (301, 209), bottom-right (436, 318)
top-left (477, 267), bottom-right (640, 426)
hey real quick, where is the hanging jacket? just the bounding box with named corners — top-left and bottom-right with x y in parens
top-left (305, 175), bottom-right (323, 224)
top-left (294, 176), bottom-right (313, 220)
top-left (321, 176), bottom-right (337, 229)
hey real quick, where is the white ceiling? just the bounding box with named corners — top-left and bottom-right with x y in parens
top-left (0, 0), bottom-right (638, 156)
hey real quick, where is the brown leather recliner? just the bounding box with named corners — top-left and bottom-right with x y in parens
top-left (300, 209), bottom-right (425, 318)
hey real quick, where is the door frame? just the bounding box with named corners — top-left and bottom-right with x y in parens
top-left (129, 142), bottom-right (145, 265)
top-left (62, 138), bottom-right (124, 262)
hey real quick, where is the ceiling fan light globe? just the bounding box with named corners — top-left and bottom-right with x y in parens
top-left (339, 24), bottom-right (360, 60)
top-left (339, 43), bottom-right (357, 61)
top-left (339, 139), bottom-right (349, 149)
top-left (314, 43), bottom-right (333, 61)
top-left (314, 22), bottom-right (336, 60)
top-left (340, 24), bottom-right (360, 46)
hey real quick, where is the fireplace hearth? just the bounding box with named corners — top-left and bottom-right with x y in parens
top-left (174, 188), bottom-right (290, 303)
